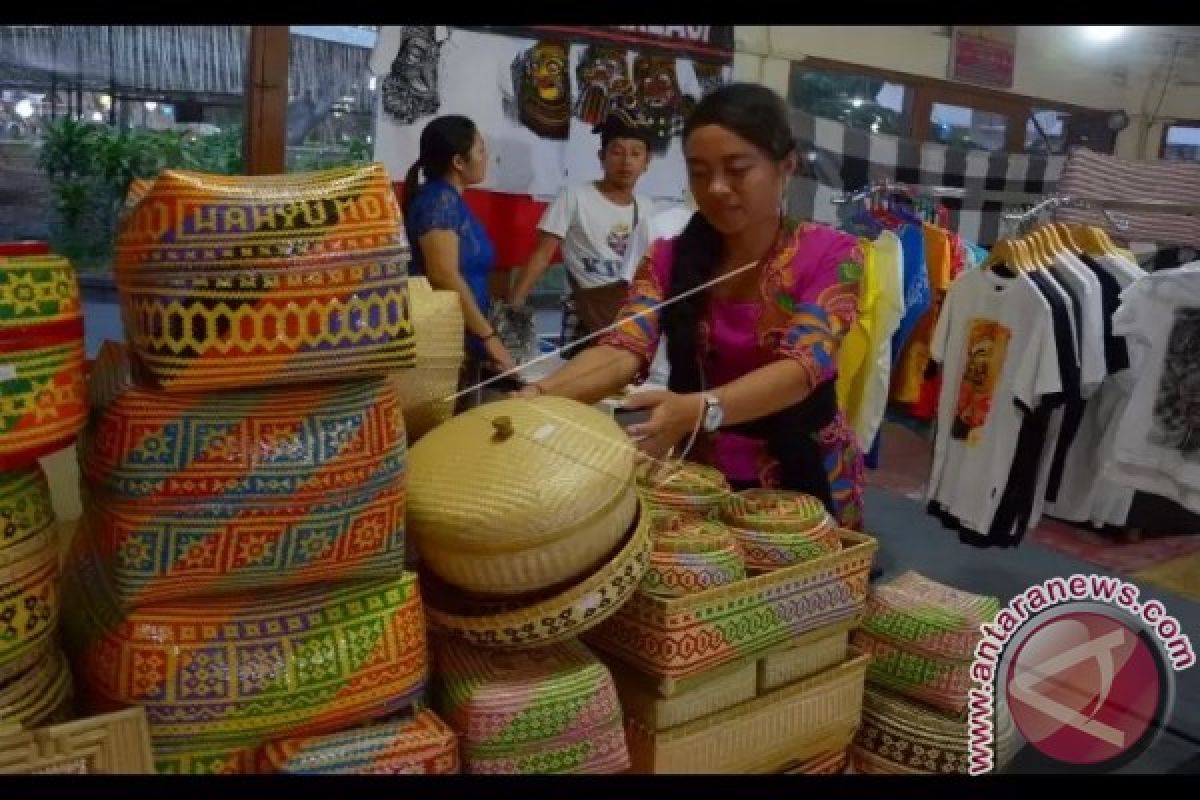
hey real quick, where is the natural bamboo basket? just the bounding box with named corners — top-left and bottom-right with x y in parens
top-left (757, 619), bottom-right (854, 693)
top-left (0, 708), bottom-right (154, 774)
top-left (0, 466), bottom-right (57, 555)
top-left (390, 277), bottom-right (465, 442)
top-left (608, 658), bottom-right (758, 732)
top-left (722, 489), bottom-right (841, 572)
top-left (779, 747), bottom-right (850, 774)
top-left (624, 650), bottom-right (870, 774)
top-left (586, 530), bottom-right (877, 695)
top-left (0, 645), bottom-right (74, 730)
top-left (642, 517), bottom-right (746, 598)
top-left (861, 571), bottom-right (999, 661)
top-left (851, 629), bottom-right (973, 716)
top-left (408, 396), bottom-right (638, 596)
top-left (257, 709), bottom-right (459, 775)
top-left (0, 525), bottom-right (60, 671)
top-left (637, 461), bottom-right (731, 520)
top-left (114, 164), bottom-right (416, 392)
top-left (423, 504), bottom-right (651, 650)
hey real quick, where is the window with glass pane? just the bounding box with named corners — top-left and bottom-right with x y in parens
top-left (930, 102), bottom-right (1008, 152)
top-left (1025, 109), bottom-right (1069, 154)
top-left (788, 65), bottom-right (912, 136)
top-left (285, 26), bottom-right (377, 172)
top-left (1163, 125), bottom-right (1200, 162)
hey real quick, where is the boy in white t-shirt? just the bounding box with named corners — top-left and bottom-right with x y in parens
top-left (510, 109), bottom-right (653, 343)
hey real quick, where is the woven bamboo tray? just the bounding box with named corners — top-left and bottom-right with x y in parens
top-left (0, 645), bottom-right (74, 730)
top-left (114, 164), bottom-right (416, 392)
top-left (0, 707), bottom-right (154, 774)
top-left (862, 571), bottom-right (998, 661)
top-left (0, 526), bottom-right (60, 671)
top-left (82, 481), bottom-right (407, 609)
top-left (258, 709), bottom-right (459, 774)
top-left (61, 533), bottom-right (428, 750)
top-left (609, 658), bottom-right (758, 732)
top-left (423, 499), bottom-right (651, 650)
top-left (851, 629), bottom-right (973, 716)
top-left (81, 341), bottom-right (408, 508)
top-left (625, 650), bottom-right (870, 774)
top-left (409, 396), bottom-right (637, 596)
top-left (0, 255), bottom-right (82, 331)
top-left (390, 277), bottom-right (464, 442)
top-left (0, 465), bottom-right (56, 555)
top-left (0, 336), bottom-right (87, 470)
top-left (757, 619), bottom-right (853, 693)
top-left (586, 530), bottom-right (877, 695)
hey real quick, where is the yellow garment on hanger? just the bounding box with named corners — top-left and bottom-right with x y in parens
top-left (893, 222), bottom-right (952, 405)
top-left (843, 231), bottom-right (904, 448)
top-left (837, 237), bottom-right (876, 413)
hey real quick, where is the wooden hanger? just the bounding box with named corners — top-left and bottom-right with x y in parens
top-left (1021, 229), bottom-right (1050, 269)
top-left (1041, 223), bottom-right (1069, 258)
top-left (1066, 223), bottom-right (1109, 257)
top-left (1052, 222), bottom-right (1083, 255)
top-left (981, 238), bottom-right (1022, 275)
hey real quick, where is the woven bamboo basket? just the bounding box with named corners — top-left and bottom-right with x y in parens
top-left (114, 164), bottom-right (416, 392)
top-left (82, 481), bottom-right (407, 609)
top-left (0, 708), bottom-right (154, 774)
top-left (757, 618), bottom-right (854, 693)
top-left (637, 461), bottom-right (731, 520)
top-left (60, 532), bottom-right (428, 751)
top-left (81, 341), bottom-right (407, 509)
top-left (625, 650), bottom-right (870, 774)
top-left (779, 747), bottom-right (850, 774)
top-left (608, 658), bottom-right (758, 732)
top-left (721, 490), bottom-right (841, 572)
top-left (408, 396), bottom-right (638, 596)
top-left (153, 738), bottom-right (260, 775)
top-left (423, 503), bottom-right (651, 650)
top-left (586, 530), bottom-right (877, 695)
top-left (390, 277), bottom-right (464, 442)
top-left (642, 518), bottom-right (746, 598)
top-left (0, 525), bottom-right (60, 671)
top-left (435, 637), bottom-right (630, 775)
top-left (851, 629), bottom-right (973, 716)
top-left (0, 255), bottom-right (82, 332)
top-left (0, 645), bottom-right (74, 730)
top-left (0, 465), bottom-right (56, 555)
top-left (257, 709), bottom-right (459, 775)
top-left (862, 571), bottom-right (999, 661)
top-left (0, 337), bottom-right (87, 470)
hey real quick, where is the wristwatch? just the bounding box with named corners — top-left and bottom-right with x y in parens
top-left (701, 393), bottom-right (724, 433)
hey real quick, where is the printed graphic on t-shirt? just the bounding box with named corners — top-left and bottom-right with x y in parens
top-left (1149, 307), bottom-right (1200, 458)
top-left (607, 222), bottom-right (632, 259)
top-left (952, 319), bottom-right (1012, 444)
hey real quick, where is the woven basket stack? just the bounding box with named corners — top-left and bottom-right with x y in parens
top-left (57, 165), bottom-right (457, 775)
top-left (390, 277), bottom-right (465, 443)
top-left (849, 571), bottom-right (1017, 774)
top-left (407, 396), bottom-right (648, 773)
top-left (583, 468), bottom-right (879, 773)
top-left (0, 254), bottom-right (87, 736)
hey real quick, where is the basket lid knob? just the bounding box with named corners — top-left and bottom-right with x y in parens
top-left (491, 415), bottom-right (515, 441)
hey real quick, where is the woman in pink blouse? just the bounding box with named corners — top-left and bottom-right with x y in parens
top-left (518, 83), bottom-right (865, 529)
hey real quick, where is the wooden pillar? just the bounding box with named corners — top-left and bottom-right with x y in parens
top-left (244, 26), bottom-right (289, 175)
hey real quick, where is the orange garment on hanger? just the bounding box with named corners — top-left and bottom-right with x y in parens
top-left (893, 222), bottom-right (953, 406)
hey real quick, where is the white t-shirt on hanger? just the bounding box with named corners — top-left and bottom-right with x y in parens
top-left (1055, 252), bottom-right (1106, 394)
top-left (927, 268), bottom-right (1063, 535)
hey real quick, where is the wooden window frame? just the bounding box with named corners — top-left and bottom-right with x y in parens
top-left (1160, 120), bottom-right (1200, 160)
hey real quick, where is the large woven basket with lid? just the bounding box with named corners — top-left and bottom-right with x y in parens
top-left (408, 396), bottom-right (638, 596)
top-left (114, 164), bottom-right (416, 392)
top-left (390, 277), bottom-right (465, 442)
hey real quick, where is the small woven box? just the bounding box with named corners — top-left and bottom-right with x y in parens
top-left (257, 710), bottom-right (459, 774)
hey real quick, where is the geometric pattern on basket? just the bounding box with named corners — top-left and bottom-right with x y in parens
top-left (257, 709), bottom-right (459, 774)
top-left (464, 721), bottom-right (630, 775)
top-left (83, 342), bottom-right (407, 507)
top-left (721, 489), bottom-right (829, 533)
top-left (0, 256), bottom-right (81, 330)
top-left (733, 526), bottom-right (842, 573)
top-left (85, 482), bottom-right (407, 608)
top-left (862, 571), bottom-right (998, 661)
top-left (854, 686), bottom-right (972, 775)
top-left (641, 555), bottom-right (746, 597)
top-left (638, 461), bottom-right (731, 520)
top-left (61, 538), bottom-right (428, 750)
top-left (114, 165), bottom-right (415, 393)
top-left (152, 738), bottom-right (260, 775)
top-left (0, 533), bottom-right (59, 670)
top-left (586, 532), bottom-right (876, 687)
top-left (0, 338), bottom-right (87, 469)
top-left (851, 631), bottom-right (972, 716)
top-left (0, 467), bottom-right (56, 554)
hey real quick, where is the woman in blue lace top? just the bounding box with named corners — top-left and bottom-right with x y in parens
top-left (403, 115), bottom-right (515, 379)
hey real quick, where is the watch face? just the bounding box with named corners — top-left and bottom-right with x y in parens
top-left (704, 399), bottom-right (723, 431)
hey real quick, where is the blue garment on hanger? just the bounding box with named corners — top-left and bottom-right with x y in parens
top-left (891, 223), bottom-right (930, 364)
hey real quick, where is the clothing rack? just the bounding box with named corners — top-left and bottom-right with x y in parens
top-left (831, 179), bottom-right (968, 206)
top-left (1003, 194), bottom-right (1200, 233)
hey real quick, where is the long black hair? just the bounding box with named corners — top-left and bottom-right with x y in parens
top-left (402, 114), bottom-right (478, 220)
top-left (664, 83), bottom-right (797, 395)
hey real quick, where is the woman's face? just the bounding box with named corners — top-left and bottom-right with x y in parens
top-left (457, 131), bottom-right (489, 186)
top-left (684, 124), bottom-right (793, 236)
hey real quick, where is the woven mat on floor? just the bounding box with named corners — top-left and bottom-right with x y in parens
top-left (1028, 519), bottom-right (1200, 575)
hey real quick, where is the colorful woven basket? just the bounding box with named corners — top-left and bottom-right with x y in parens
top-left (408, 396), bottom-right (637, 596)
top-left (0, 708), bottom-right (155, 775)
top-left (153, 738), bottom-right (260, 775)
top-left (756, 619), bottom-right (853, 693)
top-left (0, 645), bottom-right (74, 730)
top-left (0, 522), bottom-right (60, 672)
top-left (0, 466), bottom-right (56, 556)
top-left (861, 571), bottom-right (999, 662)
top-left (82, 341), bottom-right (407, 509)
top-left (257, 710), bottom-right (459, 775)
top-left (390, 277), bottom-right (464, 442)
top-left (436, 637), bottom-right (630, 775)
top-left (637, 461), bottom-right (730, 520)
top-left (586, 530), bottom-right (877, 695)
top-left (423, 502), bottom-right (651, 650)
top-left (625, 650), bottom-right (869, 774)
top-left (642, 518), bottom-right (745, 598)
top-left (113, 164), bottom-right (416, 392)
top-left (851, 629), bottom-right (973, 716)
top-left (0, 255), bottom-right (81, 332)
top-left (608, 658), bottom-right (758, 733)
top-left (721, 490), bottom-right (841, 573)
top-left (0, 338), bottom-right (87, 470)
top-left (61, 533), bottom-right (428, 751)
top-left (82, 482), bottom-right (407, 608)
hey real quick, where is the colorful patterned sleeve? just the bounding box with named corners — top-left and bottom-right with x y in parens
top-left (770, 226), bottom-right (865, 389)
top-left (600, 237), bottom-right (672, 378)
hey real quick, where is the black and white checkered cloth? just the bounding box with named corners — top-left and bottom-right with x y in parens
top-left (787, 109), bottom-right (1066, 247)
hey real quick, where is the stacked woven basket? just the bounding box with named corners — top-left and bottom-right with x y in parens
top-left (0, 255), bottom-right (87, 737)
top-left (579, 461), bottom-right (878, 773)
top-left (849, 571), bottom-right (1018, 774)
top-left (56, 164), bottom-right (457, 775)
top-left (408, 396), bottom-right (647, 773)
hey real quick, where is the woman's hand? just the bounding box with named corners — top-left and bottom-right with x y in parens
top-left (483, 335), bottom-right (516, 373)
top-left (623, 390), bottom-right (705, 461)
top-left (511, 383), bottom-right (543, 400)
